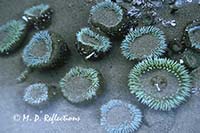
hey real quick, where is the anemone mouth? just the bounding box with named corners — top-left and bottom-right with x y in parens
top-left (100, 100), bottom-right (142, 133)
top-left (128, 58), bottom-right (191, 111)
top-left (141, 69), bottom-right (179, 98)
top-left (121, 26), bottom-right (167, 60)
top-left (24, 4), bottom-right (50, 17)
top-left (23, 83), bottom-right (49, 106)
top-left (0, 20), bottom-right (26, 54)
top-left (187, 25), bottom-right (200, 49)
top-left (22, 30), bottom-right (53, 68)
top-left (76, 28), bottom-right (111, 53)
top-left (59, 67), bottom-right (101, 104)
top-left (90, 1), bottom-right (123, 28)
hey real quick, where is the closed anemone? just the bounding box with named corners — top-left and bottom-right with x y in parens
top-left (100, 99), bottom-right (142, 133)
top-left (76, 27), bottom-right (111, 60)
top-left (185, 21), bottom-right (200, 50)
top-left (121, 26), bottom-right (167, 61)
top-left (23, 4), bottom-right (53, 29)
top-left (89, 1), bottom-right (123, 36)
top-left (128, 58), bottom-right (191, 111)
top-left (191, 67), bottom-right (200, 95)
top-left (23, 83), bottom-right (49, 106)
top-left (59, 67), bottom-right (102, 104)
top-left (182, 49), bottom-right (200, 69)
top-left (0, 20), bottom-right (27, 54)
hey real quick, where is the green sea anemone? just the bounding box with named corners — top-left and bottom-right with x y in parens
top-left (128, 58), bottom-right (191, 111)
top-left (23, 83), bottom-right (49, 106)
top-left (22, 4), bottom-right (53, 30)
top-left (59, 66), bottom-right (102, 104)
top-left (17, 30), bottom-right (69, 82)
top-left (182, 49), bottom-right (200, 69)
top-left (89, 1), bottom-right (124, 36)
top-left (191, 67), bottom-right (200, 95)
top-left (0, 20), bottom-right (27, 54)
top-left (100, 99), bottom-right (142, 133)
top-left (185, 20), bottom-right (200, 50)
top-left (76, 27), bottom-right (111, 60)
top-left (22, 30), bottom-right (68, 68)
top-left (121, 26), bottom-right (167, 61)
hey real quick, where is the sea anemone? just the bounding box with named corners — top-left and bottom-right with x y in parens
top-left (185, 21), bottom-right (200, 50)
top-left (121, 26), bottom-right (167, 61)
top-left (59, 66), bottom-right (102, 104)
top-left (89, 1), bottom-right (124, 36)
top-left (23, 83), bottom-right (49, 106)
top-left (22, 30), bottom-right (68, 68)
top-left (17, 30), bottom-right (68, 82)
top-left (100, 99), bottom-right (142, 133)
top-left (182, 49), bottom-right (200, 69)
top-left (128, 58), bottom-right (191, 111)
top-left (0, 20), bottom-right (27, 54)
top-left (76, 27), bottom-right (111, 60)
top-left (191, 67), bottom-right (200, 95)
top-left (22, 4), bottom-right (53, 30)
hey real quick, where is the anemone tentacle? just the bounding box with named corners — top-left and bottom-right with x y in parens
top-left (24, 4), bottom-right (50, 17)
top-left (59, 66), bottom-right (102, 104)
top-left (89, 1), bottom-right (124, 36)
top-left (186, 24), bottom-right (200, 49)
top-left (121, 26), bottom-right (167, 60)
top-left (23, 83), bottom-right (49, 106)
top-left (76, 27), bottom-right (111, 59)
top-left (128, 58), bottom-right (191, 111)
top-left (0, 20), bottom-right (27, 54)
top-left (100, 99), bottom-right (142, 133)
top-left (23, 4), bottom-right (53, 29)
top-left (22, 30), bottom-right (67, 68)
top-left (90, 1), bottom-right (123, 23)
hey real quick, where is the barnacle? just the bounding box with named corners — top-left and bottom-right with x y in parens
top-left (184, 20), bottom-right (200, 50)
top-left (23, 83), bottom-right (49, 106)
top-left (59, 66), bottom-right (102, 104)
top-left (17, 30), bottom-right (69, 82)
top-left (100, 99), bottom-right (142, 133)
top-left (22, 4), bottom-right (53, 30)
top-left (121, 26), bottom-right (167, 61)
top-left (128, 58), bottom-right (191, 111)
top-left (89, 1), bottom-right (125, 37)
top-left (0, 20), bottom-right (27, 54)
top-left (76, 27), bottom-right (111, 60)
